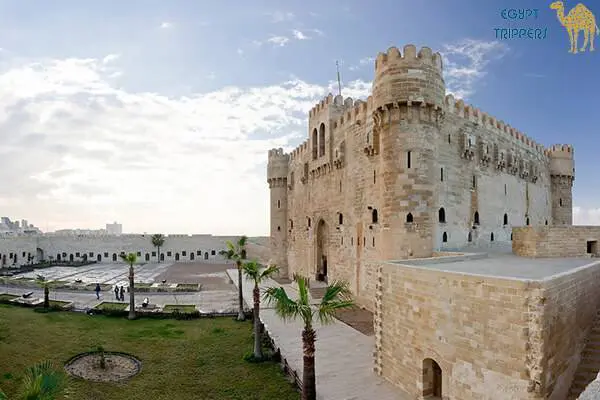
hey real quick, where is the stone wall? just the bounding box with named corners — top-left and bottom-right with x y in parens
top-left (513, 226), bottom-right (600, 257)
top-left (539, 260), bottom-right (600, 399)
top-left (0, 234), bottom-right (236, 266)
top-left (374, 262), bottom-right (535, 399)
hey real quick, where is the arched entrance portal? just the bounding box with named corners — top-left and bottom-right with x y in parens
top-left (97, 254), bottom-right (102, 262)
top-left (175, 253), bottom-right (180, 261)
top-left (145, 253), bottom-right (150, 261)
top-left (316, 219), bottom-right (329, 282)
top-left (112, 253), bottom-right (117, 262)
top-left (69, 254), bottom-right (74, 262)
top-left (160, 253), bottom-right (165, 261)
top-left (423, 358), bottom-right (442, 398)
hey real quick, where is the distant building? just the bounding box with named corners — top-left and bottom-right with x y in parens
top-left (106, 222), bottom-right (122, 235)
top-left (0, 216), bottom-right (42, 235)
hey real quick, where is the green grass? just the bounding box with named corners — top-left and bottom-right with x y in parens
top-left (0, 294), bottom-right (18, 301)
top-left (48, 300), bottom-right (72, 308)
top-left (134, 283), bottom-right (153, 289)
top-left (94, 302), bottom-right (127, 311)
top-left (176, 283), bottom-right (199, 291)
top-left (0, 305), bottom-right (298, 400)
top-left (162, 305), bottom-right (196, 313)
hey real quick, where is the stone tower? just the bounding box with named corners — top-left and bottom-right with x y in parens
top-left (370, 45), bottom-right (446, 258)
top-left (549, 144), bottom-right (574, 225)
top-left (267, 148), bottom-right (290, 276)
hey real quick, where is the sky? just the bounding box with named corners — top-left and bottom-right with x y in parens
top-left (0, 0), bottom-right (598, 236)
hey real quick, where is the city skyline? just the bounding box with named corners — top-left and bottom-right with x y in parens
top-left (0, 0), bottom-right (598, 235)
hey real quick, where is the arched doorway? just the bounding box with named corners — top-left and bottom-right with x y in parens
top-left (69, 254), bottom-right (74, 262)
top-left (97, 254), bottom-right (102, 262)
top-left (56, 254), bottom-right (61, 261)
top-left (204, 252), bottom-right (208, 260)
top-left (160, 253), bottom-right (165, 261)
top-left (316, 219), bottom-right (329, 282)
top-left (112, 253), bottom-right (117, 262)
top-left (145, 253), bottom-right (150, 261)
top-left (423, 358), bottom-right (442, 398)
top-left (190, 252), bottom-right (195, 260)
top-left (175, 253), bottom-right (180, 261)
top-left (36, 248), bottom-right (44, 262)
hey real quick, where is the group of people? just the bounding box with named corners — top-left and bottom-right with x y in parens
top-left (92, 283), bottom-right (125, 301)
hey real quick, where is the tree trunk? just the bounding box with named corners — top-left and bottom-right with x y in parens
top-left (302, 326), bottom-right (317, 400)
top-left (157, 246), bottom-right (160, 263)
top-left (128, 265), bottom-right (136, 320)
top-left (252, 283), bottom-right (263, 359)
top-left (237, 263), bottom-right (245, 321)
top-left (43, 286), bottom-right (49, 308)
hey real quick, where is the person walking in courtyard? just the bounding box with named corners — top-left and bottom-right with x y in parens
top-left (120, 285), bottom-right (125, 301)
top-left (95, 283), bottom-right (101, 299)
top-left (114, 285), bottom-right (119, 300)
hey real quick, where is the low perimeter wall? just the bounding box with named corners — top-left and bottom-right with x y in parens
top-left (513, 226), bottom-right (600, 258)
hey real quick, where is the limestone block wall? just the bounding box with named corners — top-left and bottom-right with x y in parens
top-left (374, 263), bottom-right (536, 399)
top-left (0, 236), bottom-right (37, 265)
top-left (0, 234), bottom-right (236, 265)
top-left (539, 260), bottom-right (600, 399)
top-left (513, 226), bottom-right (600, 257)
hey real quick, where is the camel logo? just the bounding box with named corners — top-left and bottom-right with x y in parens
top-left (550, 1), bottom-right (599, 53)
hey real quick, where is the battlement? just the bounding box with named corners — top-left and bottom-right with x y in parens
top-left (444, 94), bottom-right (547, 156)
top-left (547, 144), bottom-right (574, 154)
top-left (374, 45), bottom-right (443, 74)
top-left (267, 147), bottom-right (290, 182)
top-left (268, 147), bottom-right (289, 160)
top-left (547, 144), bottom-right (575, 177)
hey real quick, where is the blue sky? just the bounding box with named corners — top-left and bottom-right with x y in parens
top-left (0, 0), bottom-right (598, 235)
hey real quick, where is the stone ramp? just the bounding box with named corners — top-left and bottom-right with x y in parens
top-left (226, 269), bottom-right (403, 400)
top-left (569, 310), bottom-right (600, 399)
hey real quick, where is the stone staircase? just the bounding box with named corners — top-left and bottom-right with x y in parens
top-left (568, 311), bottom-right (600, 399)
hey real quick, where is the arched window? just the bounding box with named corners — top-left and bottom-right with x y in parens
top-left (372, 209), bottom-right (378, 224)
top-left (438, 207), bottom-right (446, 223)
top-left (289, 219), bottom-right (293, 229)
top-left (442, 232), bottom-right (448, 243)
top-left (559, 198), bottom-right (563, 207)
top-left (468, 231), bottom-right (473, 242)
top-left (526, 217), bottom-right (530, 226)
top-left (277, 226), bottom-right (281, 232)
top-left (339, 213), bottom-right (343, 225)
top-left (503, 213), bottom-right (508, 225)
top-left (490, 232), bottom-right (494, 241)
top-left (545, 220), bottom-right (548, 225)
top-left (474, 211), bottom-right (480, 225)
top-left (511, 233), bottom-right (513, 240)
top-left (277, 200), bottom-right (280, 209)
top-left (308, 218), bottom-right (311, 228)
top-left (312, 128), bottom-right (318, 160)
top-left (406, 213), bottom-right (413, 223)
top-left (318, 123), bottom-right (325, 157)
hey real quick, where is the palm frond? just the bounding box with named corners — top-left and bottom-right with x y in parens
top-left (238, 235), bottom-right (248, 247)
top-left (259, 264), bottom-right (280, 280)
top-left (20, 360), bottom-right (65, 400)
top-left (294, 274), bottom-right (311, 307)
top-left (317, 299), bottom-right (355, 325)
top-left (316, 280), bottom-right (355, 325)
top-left (263, 286), bottom-right (304, 322)
top-left (119, 253), bottom-right (137, 266)
top-left (320, 280), bottom-right (352, 305)
top-left (0, 388), bottom-right (6, 400)
top-left (242, 260), bottom-right (260, 281)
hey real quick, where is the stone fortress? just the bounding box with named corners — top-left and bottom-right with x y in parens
top-left (268, 44), bottom-right (600, 399)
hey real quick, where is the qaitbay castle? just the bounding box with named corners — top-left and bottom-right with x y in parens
top-left (268, 45), bottom-right (600, 399)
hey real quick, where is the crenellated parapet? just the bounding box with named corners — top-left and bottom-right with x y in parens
top-left (548, 144), bottom-right (575, 178)
top-left (267, 148), bottom-right (290, 188)
top-left (444, 94), bottom-right (547, 157)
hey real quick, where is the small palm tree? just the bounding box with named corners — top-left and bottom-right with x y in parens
top-left (35, 275), bottom-right (50, 309)
top-left (151, 234), bottom-right (165, 263)
top-left (242, 261), bottom-right (279, 360)
top-left (119, 253), bottom-right (138, 320)
top-left (219, 235), bottom-right (248, 321)
top-left (19, 360), bottom-right (66, 400)
top-left (264, 275), bottom-right (355, 400)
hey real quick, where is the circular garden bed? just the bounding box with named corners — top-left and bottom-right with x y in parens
top-left (64, 351), bottom-right (142, 383)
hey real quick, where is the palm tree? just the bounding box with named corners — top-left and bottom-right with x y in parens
top-left (19, 360), bottom-right (65, 400)
top-left (35, 275), bottom-right (50, 309)
top-left (151, 234), bottom-right (165, 263)
top-left (264, 275), bottom-right (355, 400)
top-left (242, 261), bottom-right (279, 360)
top-left (219, 235), bottom-right (248, 321)
top-left (119, 253), bottom-right (138, 320)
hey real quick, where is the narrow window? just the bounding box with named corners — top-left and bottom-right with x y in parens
top-left (447, 134), bottom-right (451, 144)
top-left (372, 237), bottom-right (375, 247)
top-left (442, 232), bottom-right (448, 243)
top-left (372, 209), bottom-right (378, 224)
top-left (373, 170), bottom-right (376, 184)
top-left (490, 232), bottom-right (494, 241)
top-left (511, 233), bottom-right (513, 240)
top-left (559, 198), bottom-right (563, 207)
top-left (504, 184), bottom-right (507, 196)
top-left (290, 219), bottom-right (294, 229)
top-left (308, 218), bottom-right (311, 228)
top-left (468, 231), bottom-right (473, 242)
top-left (406, 213), bottom-right (414, 223)
top-left (503, 213), bottom-right (508, 225)
top-left (438, 208), bottom-right (446, 223)
top-left (312, 129), bottom-right (318, 160)
top-left (545, 220), bottom-right (548, 225)
top-left (440, 167), bottom-right (444, 182)
top-left (474, 211), bottom-right (480, 225)
top-left (319, 123), bottom-right (326, 157)
top-left (526, 217), bottom-right (530, 226)
top-left (363, 237), bottom-right (366, 246)
top-left (341, 237), bottom-right (343, 245)
top-left (277, 226), bottom-right (281, 232)
top-left (407, 151), bottom-right (412, 168)
top-left (472, 175), bottom-right (477, 189)
top-left (340, 180), bottom-right (342, 192)
top-left (351, 237), bottom-right (353, 245)
top-left (277, 200), bottom-right (280, 209)
top-left (339, 213), bottom-right (343, 225)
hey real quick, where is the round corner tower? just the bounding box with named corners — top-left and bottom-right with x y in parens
top-left (267, 148), bottom-right (290, 277)
top-left (548, 144), bottom-right (574, 225)
top-left (370, 45), bottom-right (446, 258)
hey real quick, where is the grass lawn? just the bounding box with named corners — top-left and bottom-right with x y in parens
top-left (0, 294), bottom-right (18, 301)
top-left (94, 302), bottom-right (128, 311)
top-left (162, 304), bottom-right (196, 313)
top-left (176, 283), bottom-right (199, 291)
top-left (0, 305), bottom-right (299, 400)
top-left (48, 300), bottom-right (72, 308)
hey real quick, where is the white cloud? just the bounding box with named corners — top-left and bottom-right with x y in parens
top-left (292, 30), bottom-right (309, 40)
top-left (237, 48), bottom-right (244, 56)
top-left (267, 36), bottom-right (290, 47)
top-left (441, 39), bottom-right (508, 99)
top-left (348, 57), bottom-right (374, 71)
top-left (160, 22), bottom-right (172, 29)
top-left (0, 54), bottom-right (371, 236)
top-left (268, 11), bottom-right (295, 23)
top-left (573, 207), bottom-right (600, 226)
